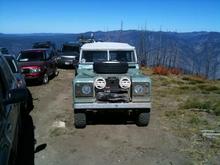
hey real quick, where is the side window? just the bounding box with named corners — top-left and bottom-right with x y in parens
top-left (1, 59), bottom-right (13, 87)
top-left (0, 79), bottom-right (3, 114)
top-left (45, 51), bottom-right (52, 60)
top-left (51, 51), bottom-right (55, 57)
top-left (0, 70), bottom-right (6, 100)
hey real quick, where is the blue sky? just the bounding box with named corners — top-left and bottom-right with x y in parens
top-left (0, 0), bottom-right (219, 33)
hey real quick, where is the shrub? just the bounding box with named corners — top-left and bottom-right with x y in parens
top-left (182, 76), bottom-right (206, 84)
top-left (169, 68), bottom-right (182, 75)
top-left (182, 98), bottom-right (220, 116)
top-left (182, 99), bottom-right (212, 110)
top-left (197, 84), bottom-right (220, 92)
top-left (152, 66), bottom-right (169, 75)
top-left (152, 66), bottom-right (182, 75)
top-left (213, 102), bottom-right (220, 116)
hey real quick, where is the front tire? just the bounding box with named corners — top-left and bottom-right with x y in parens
top-left (53, 67), bottom-right (59, 77)
top-left (136, 112), bottom-right (150, 126)
top-left (42, 73), bottom-right (49, 84)
top-left (74, 113), bottom-right (86, 128)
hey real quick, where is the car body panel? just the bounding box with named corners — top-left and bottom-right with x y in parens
top-left (0, 56), bottom-right (21, 165)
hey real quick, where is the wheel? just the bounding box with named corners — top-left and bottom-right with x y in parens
top-left (136, 112), bottom-right (150, 126)
top-left (53, 67), bottom-right (59, 77)
top-left (42, 73), bottom-right (49, 84)
top-left (74, 113), bottom-right (86, 128)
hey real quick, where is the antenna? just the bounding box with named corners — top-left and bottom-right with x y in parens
top-left (119, 20), bottom-right (123, 42)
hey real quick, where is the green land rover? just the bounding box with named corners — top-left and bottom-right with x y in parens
top-left (73, 42), bottom-right (151, 128)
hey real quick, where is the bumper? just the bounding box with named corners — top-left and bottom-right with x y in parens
top-left (57, 60), bottom-right (78, 66)
top-left (74, 102), bottom-right (151, 110)
top-left (24, 73), bottom-right (43, 80)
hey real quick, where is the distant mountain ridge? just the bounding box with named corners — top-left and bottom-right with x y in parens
top-left (0, 30), bottom-right (220, 79)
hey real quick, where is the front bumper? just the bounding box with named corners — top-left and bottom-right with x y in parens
top-left (24, 73), bottom-right (43, 80)
top-left (74, 102), bottom-right (151, 110)
top-left (57, 59), bottom-right (78, 66)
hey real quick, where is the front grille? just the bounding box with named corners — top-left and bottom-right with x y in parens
top-left (22, 69), bottom-right (30, 74)
top-left (106, 77), bottom-right (120, 92)
top-left (95, 77), bottom-right (130, 102)
top-left (61, 57), bottom-right (75, 61)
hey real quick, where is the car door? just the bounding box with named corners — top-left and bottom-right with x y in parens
top-left (50, 50), bottom-right (57, 73)
top-left (45, 51), bottom-right (54, 76)
top-left (0, 58), bottom-right (19, 164)
top-left (0, 73), bottom-right (10, 164)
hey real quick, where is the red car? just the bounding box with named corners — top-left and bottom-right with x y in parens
top-left (17, 49), bottom-right (59, 84)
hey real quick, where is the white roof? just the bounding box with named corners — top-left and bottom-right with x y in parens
top-left (81, 42), bottom-right (135, 51)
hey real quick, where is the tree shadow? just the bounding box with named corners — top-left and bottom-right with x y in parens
top-left (57, 65), bottom-right (76, 70)
top-left (17, 89), bottom-right (47, 165)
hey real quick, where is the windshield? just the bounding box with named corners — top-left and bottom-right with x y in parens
top-left (18, 51), bottom-right (45, 62)
top-left (81, 51), bottom-right (107, 63)
top-left (109, 51), bottom-right (135, 62)
top-left (62, 45), bottom-right (80, 53)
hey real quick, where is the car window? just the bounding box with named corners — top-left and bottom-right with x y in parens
top-left (81, 51), bottom-right (107, 63)
top-left (0, 67), bottom-right (6, 99)
top-left (45, 51), bottom-right (52, 60)
top-left (18, 51), bottom-right (45, 62)
top-left (5, 58), bottom-right (18, 73)
top-left (0, 58), bottom-right (14, 88)
top-left (62, 45), bottom-right (80, 53)
top-left (0, 80), bottom-right (3, 113)
top-left (109, 51), bottom-right (135, 62)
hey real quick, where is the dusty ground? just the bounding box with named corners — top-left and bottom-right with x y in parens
top-left (27, 69), bottom-right (220, 165)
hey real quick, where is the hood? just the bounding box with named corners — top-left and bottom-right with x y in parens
top-left (18, 61), bottom-right (45, 67)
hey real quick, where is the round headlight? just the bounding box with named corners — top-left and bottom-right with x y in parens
top-left (134, 85), bottom-right (144, 94)
top-left (119, 77), bottom-right (131, 89)
top-left (94, 77), bottom-right (106, 89)
top-left (81, 85), bottom-right (92, 95)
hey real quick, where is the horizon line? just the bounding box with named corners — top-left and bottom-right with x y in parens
top-left (0, 29), bottom-right (219, 35)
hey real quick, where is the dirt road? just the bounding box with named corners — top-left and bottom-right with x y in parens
top-left (28, 69), bottom-right (192, 165)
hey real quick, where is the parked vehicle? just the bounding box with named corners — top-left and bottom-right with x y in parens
top-left (32, 41), bottom-right (57, 54)
top-left (17, 49), bottom-right (59, 84)
top-left (3, 54), bottom-right (26, 88)
top-left (57, 42), bottom-right (80, 68)
top-left (73, 42), bottom-right (152, 128)
top-left (0, 55), bottom-right (28, 165)
top-left (3, 54), bottom-right (33, 115)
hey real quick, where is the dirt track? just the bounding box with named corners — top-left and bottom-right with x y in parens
top-left (28, 69), bottom-right (192, 165)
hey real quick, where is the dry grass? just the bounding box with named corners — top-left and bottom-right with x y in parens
top-left (142, 67), bottom-right (220, 163)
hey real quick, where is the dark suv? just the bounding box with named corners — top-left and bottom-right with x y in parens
top-left (57, 42), bottom-right (80, 68)
top-left (32, 41), bottom-right (57, 53)
top-left (17, 49), bottom-right (59, 84)
top-left (0, 55), bottom-right (27, 165)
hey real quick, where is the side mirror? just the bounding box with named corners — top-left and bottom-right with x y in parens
top-left (3, 88), bottom-right (28, 105)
